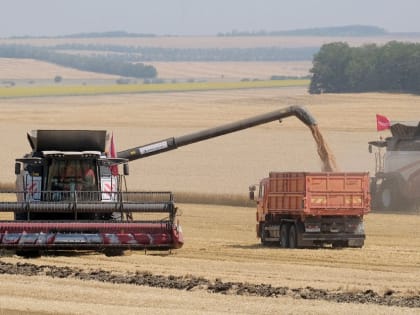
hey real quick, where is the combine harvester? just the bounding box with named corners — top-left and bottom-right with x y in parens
top-left (369, 116), bottom-right (420, 211)
top-left (0, 106), bottom-right (317, 256)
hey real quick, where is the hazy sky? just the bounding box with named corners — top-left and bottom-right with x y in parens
top-left (1, 0), bottom-right (419, 37)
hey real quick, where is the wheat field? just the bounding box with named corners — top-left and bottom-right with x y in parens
top-left (0, 87), bottom-right (418, 193)
top-left (0, 205), bottom-right (419, 314)
top-left (0, 86), bottom-right (419, 314)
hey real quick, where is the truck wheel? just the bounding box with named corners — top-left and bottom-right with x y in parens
top-left (288, 225), bottom-right (298, 249)
top-left (280, 224), bottom-right (289, 248)
top-left (260, 223), bottom-right (268, 245)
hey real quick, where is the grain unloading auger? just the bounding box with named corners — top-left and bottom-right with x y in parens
top-left (0, 106), bottom-right (316, 256)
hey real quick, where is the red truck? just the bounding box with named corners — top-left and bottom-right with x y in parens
top-left (249, 172), bottom-right (370, 248)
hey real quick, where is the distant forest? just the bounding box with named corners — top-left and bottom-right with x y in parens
top-left (0, 43), bottom-right (318, 79)
top-left (0, 25), bottom-right (400, 79)
top-left (3, 26), bottom-right (420, 90)
top-left (0, 45), bottom-right (157, 78)
top-left (309, 41), bottom-right (420, 94)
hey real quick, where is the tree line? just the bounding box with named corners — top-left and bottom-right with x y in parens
top-left (0, 44), bottom-right (157, 78)
top-left (309, 41), bottom-right (420, 94)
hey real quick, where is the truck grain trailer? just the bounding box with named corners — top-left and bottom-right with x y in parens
top-left (250, 172), bottom-right (370, 248)
top-left (0, 106), bottom-right (317, 256)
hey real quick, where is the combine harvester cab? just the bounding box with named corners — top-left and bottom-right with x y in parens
top-left (0, 130), bottom-right (183, 256)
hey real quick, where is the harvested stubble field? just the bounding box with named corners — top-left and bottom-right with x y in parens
top-left (0, 87), bottom-right (419, 314)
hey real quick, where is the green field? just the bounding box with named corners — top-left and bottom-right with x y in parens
top-left (0, 79), bottom-right (309, 98)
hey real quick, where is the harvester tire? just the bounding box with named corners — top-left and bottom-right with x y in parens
top-left (280, 223), bottom-right (289, 248)
top-left (378, 180), bottom-right (402, 211)
top-left (15, 250), bottom-right (40, 258)
top-left (104, 249), bottom-right (125, 257)
top-left (288, 224), bottom-right (298, 249)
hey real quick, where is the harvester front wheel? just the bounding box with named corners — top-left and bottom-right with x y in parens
top-left (15, 250), bottom-right (40, 258)
top-left (103, 248), bottom-right (125, 257)
top-left (378, 180), bottom-right (402, 211)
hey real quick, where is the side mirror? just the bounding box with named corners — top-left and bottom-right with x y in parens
top-left (123, 163), bottom-right (129, 175)
top-left (15, 162), bottom-right (21, 175)
top-left (368, 144), bottom-right (372, 153)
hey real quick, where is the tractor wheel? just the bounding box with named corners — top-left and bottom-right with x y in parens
top-left (280, 223), bottom-right (289, 248)
top-left (288, 224), bottom-right (298, 249)
top-left (378, 180), bottom-right (403, 211)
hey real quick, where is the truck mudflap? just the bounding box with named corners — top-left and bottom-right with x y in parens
top-left (0, 221), bottom-right (183, 250)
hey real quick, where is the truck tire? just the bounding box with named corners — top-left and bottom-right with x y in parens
top-left (260, 223), bottom-right (268, 245)
top-left (288, 224), bottom-right (298, 249)
top-left (280, 224), bottom-right (289, 248)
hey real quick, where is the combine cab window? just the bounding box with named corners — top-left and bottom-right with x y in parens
top-left (48, 159), bottom-right (97, 192)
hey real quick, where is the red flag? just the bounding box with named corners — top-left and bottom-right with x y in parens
top-left (110, 132), bottom-right (118, 176)
top-left (376, 114), bottom-right (391, 131)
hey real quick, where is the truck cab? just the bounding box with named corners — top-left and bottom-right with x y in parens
top-left (250, 178), bottom-right (269, 238)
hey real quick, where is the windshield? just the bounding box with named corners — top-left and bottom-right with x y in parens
top-left (48, 159), bottom-right (97, 191)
